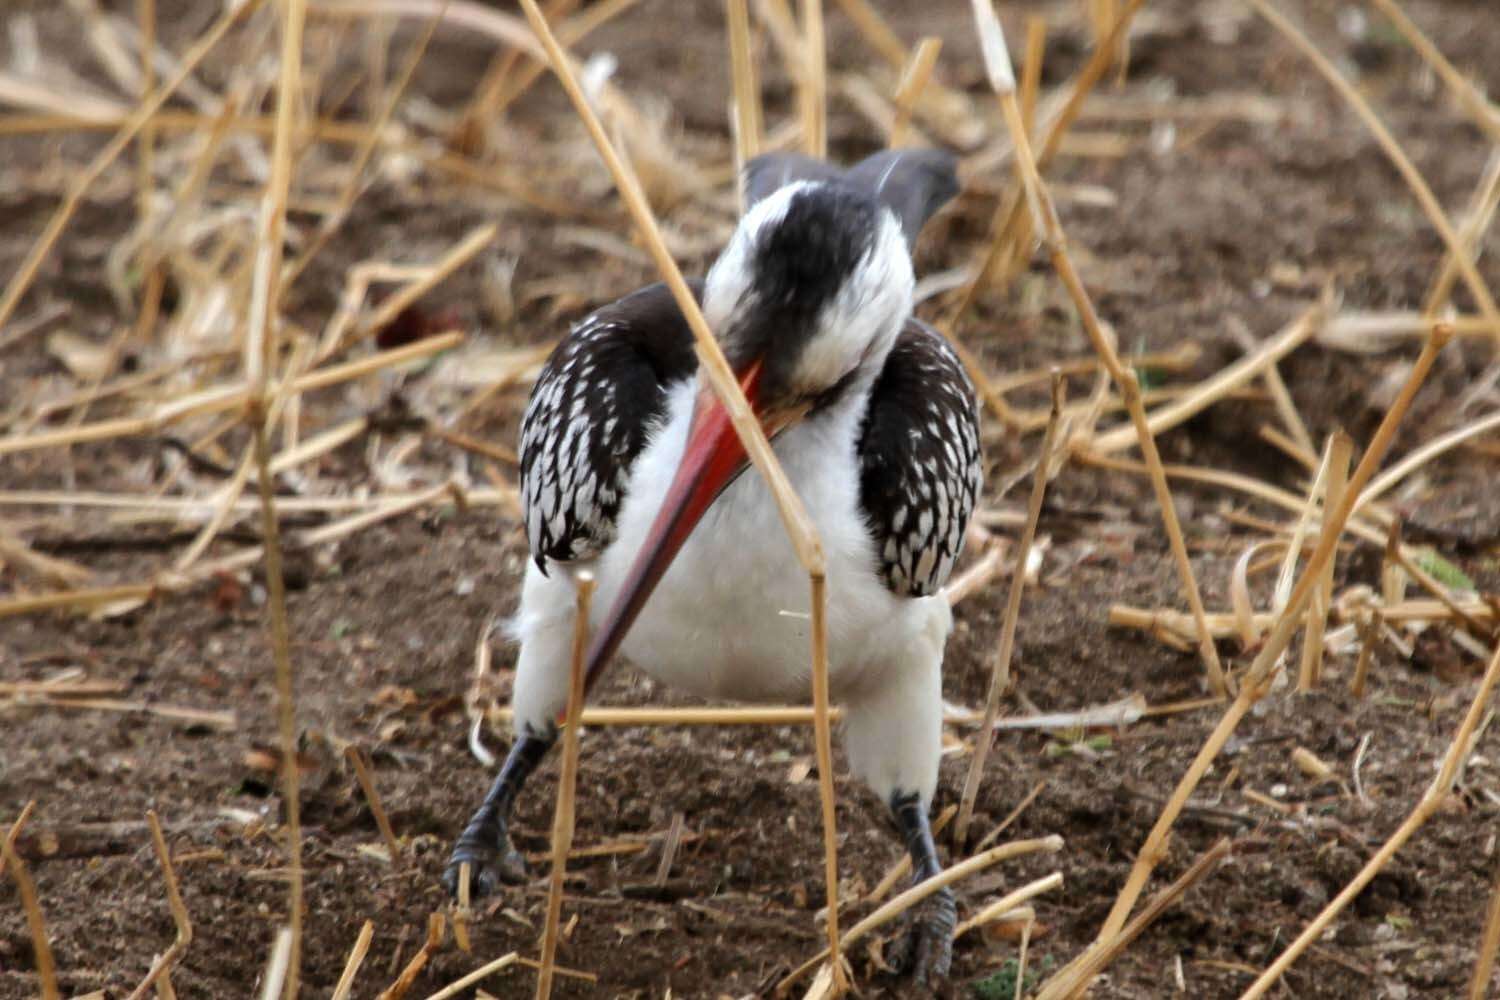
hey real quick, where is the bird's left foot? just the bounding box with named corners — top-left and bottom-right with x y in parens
top-left (886, 884), bottom-right (955, 986)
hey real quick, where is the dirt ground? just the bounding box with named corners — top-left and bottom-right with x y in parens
top-left (4, 0), bottom-right (1500, 997)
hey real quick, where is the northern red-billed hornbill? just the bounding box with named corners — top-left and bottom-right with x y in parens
top-left (447, 149), bottom-right (982, 982)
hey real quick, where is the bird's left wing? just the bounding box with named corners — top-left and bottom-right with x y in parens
top-left (519, 281), bottom-right (701, 571)
top-left (856, 319), bottom-right (983, 597)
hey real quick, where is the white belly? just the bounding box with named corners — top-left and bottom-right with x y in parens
top-left (590, 380), bottom-right (939, 703)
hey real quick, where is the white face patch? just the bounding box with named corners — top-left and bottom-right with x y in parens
top-left (702, 182), bottom-right (807, 335)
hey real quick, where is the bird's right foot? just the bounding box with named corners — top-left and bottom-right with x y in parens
top-left (442, 817), bottom-right (528, 898)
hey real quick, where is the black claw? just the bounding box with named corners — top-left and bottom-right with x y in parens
top-left (443, 818), bottom-right (529, 898)
top-left (887, 887), bottom-right (955, 984)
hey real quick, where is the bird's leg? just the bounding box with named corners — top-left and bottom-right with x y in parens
top-left (443, 726), bottom-right (554, 897)
top-left (888, 788), bottom-right (955, 984)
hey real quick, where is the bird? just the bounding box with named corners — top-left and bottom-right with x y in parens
top-left (445, 148), bottom-right (983, 983)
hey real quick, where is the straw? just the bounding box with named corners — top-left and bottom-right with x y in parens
top-left (535, 573), bottom-right (594, 1000)
top-left (955, 371), bottom-right (1065, 846)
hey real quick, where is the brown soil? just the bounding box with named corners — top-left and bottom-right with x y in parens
top-left (4, 1), bottom-right (1500, 998)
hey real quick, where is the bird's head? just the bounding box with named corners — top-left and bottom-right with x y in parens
top-left (701, 179), bottom-right (915, 423)
top-left (580, 151), bottom-right (958, 693)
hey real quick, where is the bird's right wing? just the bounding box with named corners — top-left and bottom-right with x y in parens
top-left (519, 282), bottom-right (701, 571)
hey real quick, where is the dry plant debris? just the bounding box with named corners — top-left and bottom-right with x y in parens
top-left (1, 0), bottom-right (1498, 997)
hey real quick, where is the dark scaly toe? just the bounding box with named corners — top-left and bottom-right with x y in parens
top-left (887, 885), bottom-right (956, 985)
top-left (443, 814), bottom-right (528, 898)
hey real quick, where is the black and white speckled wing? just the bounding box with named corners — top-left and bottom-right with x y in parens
top-left (519, 281), bottom-right (700, 571)
top-left (856, 320), bottom-right (983, 597)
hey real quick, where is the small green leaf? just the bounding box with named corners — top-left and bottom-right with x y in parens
top-left (1414, 548), bottom-right (1476, 593)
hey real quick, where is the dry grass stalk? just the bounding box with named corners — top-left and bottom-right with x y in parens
top-left (1015, 913), bottom-right (1036, 1000)
top-left (536, 572), bottom-right (594, 1000)
top-left (1, 816), bottom-right (59, 1000)
top-left (518, 0), bottom-right (826, 574)
top-left (1111, 597), bottom-right (1494, 647)
top-left (1424, 148), bottom-right (1500, 317)
top-left (954, 874), bottom-right (1061, 938)
top-left (1228, 318), bottom-right (1314, 457)
top-left (345, 746), bottom-right (402, 866)
top-left (250, 398), bottom-right (305, 999)
top-left (450, 0), bottom-right (571, 148)
top-left (1088, 327), bottom-right (1449, 963)
top-left (1, 800), bottom-right (37, 884)
top-left (1035, 837), bottom-right (1232, 1000)
top-left (780, 835), bottom-right (1066, 994)
top-left (1356, 408), bottom-right (1500, 516)
top-left (484, 0), bottom-right (641, 135)
top-left (888, 37), bottom-right (941, 148)
top-left (989, 0), bottom-right (1141, 287)
top-left (0, 329), bottom-right (460, 458)
top-left (975, 0), bottom-right (1225, 694)
top-left (1247, 0), bottom-right (1500, 342)
top-left (245, 0), bottom-right (305, 393)
top-left (1079, 451), bottom-right (1387, 550)
top-left (514, 957), bottom-right (596, 983)
top-left (331, 920), bottom-right (375, 1000)
top-left (0, 583), bottom-right (157, 621)
top-left (1469, 857), bottom-right (1500, 999)
top-left (282, 2), bottom-right (448, 295)
top-left (1019, 16), bottom-right (1046, 135)
top-left (0, 680), bottom-right (127, 697)
top-left (1350, 608), bottom-right (1381, 698)
top-left (1297, 431), bottom-right (1351, 691)
top-left (1131, 381), bottom-right (1228, 685)
top-left (0, 0), bottom-right (262, 345)
top-left (1258, 422), bottom-right (1318, 470)
top-left (1319, 310), bottom-right (1496, 350)
top-left (798, 0), bottom-right (826, 158)
top-left (955, 371), bottom-right (1065, 846)
top-left (378, 913), bottom-right (444, 1000)
top-left (452, 861), bottom-right (473, 953)
top-left (726, 0), bottom-right (763, 165)
top-left (1091, 305), bottom-right (1322, 454)
top-left (941, 0), bottom-right (1144, 335)
top-left (124, 811), bottom-right (193, 1000)
top-left (490, 705), bottom-right (848, 726)
top-left (830, 0), bottom-right (904, 68)
top-left (0, 481), bottom-right (489, 518)
top-left (136, 0), bottom-right (156, 225)
top-left (806, 572), bottom-right (845, 992)
top-left (486, 701), bottom-right (1129, 728)
top-left (260, 928), bottom-right (294, 1000)
top-left (0, 526), bottom-right (94, 588)
top-left (1242, 636), bottom-right (1500, 998)
top-left (340, 226), bottom-right (495, 357)
top-left (426, 953), bottom-right (521, 1000)
top-left (176, 339), bottom-right (311, 573)
top-left (1366, 0), bottom-right (1500, 143)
